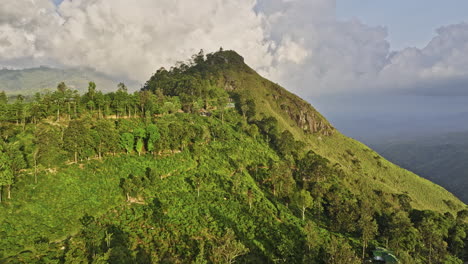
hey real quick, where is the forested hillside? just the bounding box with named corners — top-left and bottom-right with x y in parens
top-left (0, 50), bottom-right (467, 263)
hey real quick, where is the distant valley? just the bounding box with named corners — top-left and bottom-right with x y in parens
top-left (372, 131), bottom-right (468, 203)
top-left (314, 95), bottom-right (468, 203)
top-left (0, 66), bottom-right (140, 96)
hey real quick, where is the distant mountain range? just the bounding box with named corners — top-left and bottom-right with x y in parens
top-left (372, 131), bottom-right (468, 203)
top-left (0, 66), bottom-right (140, 95)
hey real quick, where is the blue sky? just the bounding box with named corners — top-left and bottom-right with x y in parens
top-left (336, 0), bottom-right (468, 50)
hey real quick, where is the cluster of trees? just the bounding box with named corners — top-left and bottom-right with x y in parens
top-left (0, 81), bottom-right (195, 125)
top-left (1, 112), bottom-right (244, 200)
top-left (1, 49), bottom-right (467, 263)
top-left (251, 131), bottom-right (468, 263)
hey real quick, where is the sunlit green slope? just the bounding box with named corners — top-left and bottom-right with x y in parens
top-left (205, 50), bottom-right (465, 213)
top-left (1, 50), bottom-right (466, 263)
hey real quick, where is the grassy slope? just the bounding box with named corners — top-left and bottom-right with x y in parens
top-left (221, 59), bottom-right (465, 213)
top-left (307, 133), bottom-right (464, 212)
top-left (0, 116), bottom-right (296, 260)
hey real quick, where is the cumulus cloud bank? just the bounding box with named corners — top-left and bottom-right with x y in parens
top-left (0, 0), bottom-right (274, 82)
top-left (0, 0), bottom-right (467, 96)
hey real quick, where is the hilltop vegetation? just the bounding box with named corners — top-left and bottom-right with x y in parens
top-left (0, 50), bottom-right (467, 263)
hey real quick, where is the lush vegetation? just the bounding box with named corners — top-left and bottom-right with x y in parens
top-left (0, 50), bottom-right (467, 263)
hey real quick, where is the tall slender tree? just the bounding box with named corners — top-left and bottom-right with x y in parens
top-left (293, 189), bottom-right (313, 221)
top-left (63, 120), bottom-right (93, 162)
top-left (0, 150), bottom-right (13, 203)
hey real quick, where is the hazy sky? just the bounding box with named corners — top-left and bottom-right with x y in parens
top-left (336, 0), bottom-right (468, 50)
top-left (1, 0), bottom-right (468, 98)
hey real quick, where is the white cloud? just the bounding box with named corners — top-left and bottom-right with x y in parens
top-left (0, 0), bottom-right (276, 81)
top-left (258, 0), bottom-right (468, 96)
top-left (375, 23), bottom-right (468, 94)
top-left (256, 0), bottom-right (390, 96)
top-left (0, 0), bottom-right (467, 96)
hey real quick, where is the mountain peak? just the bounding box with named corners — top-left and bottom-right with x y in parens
top-left (144, 49), bottom-right (334, 137)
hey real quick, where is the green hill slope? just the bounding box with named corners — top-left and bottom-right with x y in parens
top-left (163, 50), bottom-right (463, 213)
top-left (0, 50), bottom-right (466, 263)
top-left (0, 66), bottom-right (139, 95)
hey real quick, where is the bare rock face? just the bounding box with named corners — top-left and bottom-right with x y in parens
top-left (222, 75), bottom-right (237, 91)
top-left (268, 83), bottom-right (333, 136)
top-left (294, 109), bottom-right (333, 136)
top-left (278, 96), bottom-right (333, 136)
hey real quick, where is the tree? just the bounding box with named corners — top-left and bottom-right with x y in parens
top-left (358, 199), bottom-right (378, 260)
top-left (274, 130), bottom-right (302, 158)
top-left (417, 216), bottom-right (448, 264)
top-left (256, 117), bottom-right (279, 143)
top-left (325, 236), bottom-right (361, 264)
top-left (33, 123), bottom-right (66, 178)
top-left (270, 161), bottom-right (295, 198)
top-left (94, 91), bottom-right (105, 118)
top-left (238, 97), bottom-right (256, 121)
top-left (84, 82), bottom-right (97, 113)
top-left (388, 211), bottom-right (419, 255)
top-left (293, 189), bottom-right (313, 221)
top-left (119, 174), bottom-right (143, 201)
top-left (0, 92), bottom-right (8, 122)
top-left (297, 150), bottom-right (330, 185)
top-left (210, 87), bottom-right (230, 122)
top-left (146, 124), bottom-right (160, 155)
top-left (138, 90), bottom-right (154, 117)
top-left (120, 133), bottom-right (134, 154)
top-left (211, 229), bottom-right (249, 264)
top-left (53, 82), bottom-right (70, 121)
top-left (0, 91), bottom-right (7, 105)
top-left (247, 188), bottom-right (254, 210)
top-left (113, 83), bottom-right (130, 118)
top-left (5, 145), bottom-right (26, 199)
top-left (192, 49), bottom-right (205, 65)
top-left (134, 127), bottom-right (146, 156)
top-left (168, 122), bottom-right (184, 151)
top-left (12, 95), bottom-right (25, 124)
top-left (63, 120), bottom-right (93, 162)
top-left (0, 150), bottom-right (13, 203)
top-left (93, 119), bottom-right (119, 158)
top-left (189, 170), bottom-right (208, 198)
top-left (326, 189), bottom-right (359, 233)
top-left (447, 223), bottom-right (466, 258)
top-left (304, 221), bottom-right (322, 259)
top-left (88, 82), bottom-right (96, 99)
top-left (244, 99), bottom-right (256, 121)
